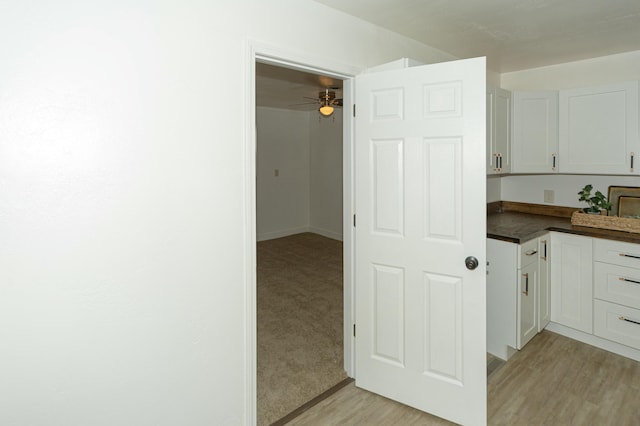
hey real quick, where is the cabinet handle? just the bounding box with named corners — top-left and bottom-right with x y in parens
top-left (631, 152), bottom-right (635, 172)
top-left (522, 272), bottom-right (529, 296)
top-left (552, 154), bottom-right (556, 171)
top-left (499, 155), bottom-right (503, 170)
top-left (525, 249), bottom-right (537, 256)
top-left (619, 316), bottom-right (640, 326)
top-left (619, 277), bottom-right (640, 285)
top-left (619, 253), bottom-right (640, 260)
top-left (541, 240), bottom-right (547, 260)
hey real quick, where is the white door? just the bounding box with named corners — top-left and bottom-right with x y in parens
top-left (355, 57), bottom-right (487, 425)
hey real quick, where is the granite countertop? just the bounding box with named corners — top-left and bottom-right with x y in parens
top-left (487, 203), bottom-right (640, 244)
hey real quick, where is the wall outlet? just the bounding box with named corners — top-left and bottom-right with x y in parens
top-left (544, 189), bottom-right (555, 203)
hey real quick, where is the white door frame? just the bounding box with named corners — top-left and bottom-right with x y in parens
top-left (243, 39), bottom-right (359, 424)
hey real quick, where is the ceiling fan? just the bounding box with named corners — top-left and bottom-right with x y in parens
top-left (293, 88), bottom-right (343, 117)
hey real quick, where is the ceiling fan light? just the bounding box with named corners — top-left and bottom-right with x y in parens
top-left (319, 105), bottom-right (334, 116)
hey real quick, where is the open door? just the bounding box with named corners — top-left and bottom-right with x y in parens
top-left (354, 57), bottom-right (487, 425)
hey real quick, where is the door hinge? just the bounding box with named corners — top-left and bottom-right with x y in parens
top-left (353, 214), bottom-right (356, 227)
top-left (353, 104), bottom-right (356, 117)
top-left (353, 324), bottom-right (356, 337)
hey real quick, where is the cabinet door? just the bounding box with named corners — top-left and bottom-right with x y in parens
top-left (559, 81), bottom-right (639, 174)
top-left (487, 238), bottom-right (518, 360)
top-left (518, 261), bottom-right (538, 349)
top-left (487, 87), bottom-right (511, 174)
top-left (550, 232), bottom-right (593, 333)
top-left (538, 235), bottom-right (551, 331)
top-left (512, 91), bottom-right (558, 173)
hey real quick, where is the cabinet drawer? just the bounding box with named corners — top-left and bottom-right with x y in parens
top-left (594, 299), bottom-right (640, 350)
top-left (594, 262), bottom-right (640, 309)
top-left (593, 239), bottom-right (640, 268)
top-left (519, 238), bottom-right (539, 268)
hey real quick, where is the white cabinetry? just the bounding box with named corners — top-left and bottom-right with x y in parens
top-left (593, 239), bottom-right (640, 350)
top-left (550, 232), bottom-right (593, 333)
top-left (512, 91), bottom-right (559, 173)
top-left (487, 87), bottom-right (511, 174)
top-left (538, 236), bottom-right (551, 331)
top-left (487, 238), bottom-right (517, 360)
top-left (559, 81), bottom-right (639, 174)
top-left (518, 238), bottom-right (538, 349)
top-left (487, 234), bottom-right (549, 360)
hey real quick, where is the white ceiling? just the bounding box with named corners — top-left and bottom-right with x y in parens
top-left (256, 62), bottom-right (343, 111)
top-left (257, 0), bottom-right (640, 110)
top-left (314, 0), bottom-right (640, 73)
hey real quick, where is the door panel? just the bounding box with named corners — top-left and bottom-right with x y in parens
top-left (355, 57), bottom-right (486, 426)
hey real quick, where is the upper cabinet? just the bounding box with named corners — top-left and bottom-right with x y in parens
top-left (487, 87), bottom-right (511, 174)
top-left (559, 81), bottom-right (639, 175)
top-left (512, 91), bottom-right (559, 173)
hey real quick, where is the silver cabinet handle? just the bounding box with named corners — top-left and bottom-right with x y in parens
top-left (619, 253), bottom-right (640, 260)
top-left (540, 240), bottom-right (547, 260)
top-left (619, 277), bottom-right (640, 285)
top-left (522, 273), bottom-right (529, 296)
top-left (619, 316), bottom-right (640, 326)
top-left (525, 249), bottom-right (537, 256)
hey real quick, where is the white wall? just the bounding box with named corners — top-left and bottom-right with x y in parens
top-left (256, 107), bottom-right (343, 241)
top-left (0, 1), bottom-right (457, 424)
top-left (309, 112), bottom-right (343, 240)
top-left (497, 49), bottom-right (640, 207)
top-left (256, 107), bottom-right (311, 240)
top-left (500, 49), bottom-right (640, 90)
top-left (501, 175), bottom-right (640, 208)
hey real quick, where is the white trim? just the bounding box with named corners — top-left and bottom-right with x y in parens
top-left (245, 39), bottom-right (358, 425)
top-left (546, 322), bottom-right (640, 362)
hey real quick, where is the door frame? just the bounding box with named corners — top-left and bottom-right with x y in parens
top-left (244, 39), bottom-right (359, 424)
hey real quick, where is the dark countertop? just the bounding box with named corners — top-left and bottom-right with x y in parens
top-left (487, 211), bottom-right (640, 244)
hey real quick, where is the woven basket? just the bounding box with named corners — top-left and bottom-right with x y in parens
top-left (571, 211), bottom-right (640, 233)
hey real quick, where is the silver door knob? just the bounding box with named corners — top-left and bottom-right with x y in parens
top-left (465, 256), bottom-right (479, 270)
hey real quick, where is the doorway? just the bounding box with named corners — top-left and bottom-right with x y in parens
top-left (253, 58), bottom-right (352, 425)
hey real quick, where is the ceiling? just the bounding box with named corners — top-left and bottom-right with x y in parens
top-left (315, 0), bottom-right (640, 73)
top-left (256, 62), bottom-right (343, 111)
top-left (257, 0), bottom-right (640, 110)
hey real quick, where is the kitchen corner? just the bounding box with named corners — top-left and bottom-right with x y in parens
top-left (487, 200), bottom-right (640, 364)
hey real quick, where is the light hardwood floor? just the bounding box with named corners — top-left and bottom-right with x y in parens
top-left (286, 331), bottom-right (640, 425)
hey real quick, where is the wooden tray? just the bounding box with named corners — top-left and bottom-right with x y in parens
top-left (571, 211), bottom-right (640, 233)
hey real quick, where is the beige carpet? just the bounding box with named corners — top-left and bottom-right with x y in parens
top-left (257, 232), bottom-right (347, 425)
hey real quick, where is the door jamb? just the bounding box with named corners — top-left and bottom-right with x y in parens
top-left (244, 39), bottom-right (359, 424)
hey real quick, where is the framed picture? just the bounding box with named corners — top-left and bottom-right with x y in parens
top-left (608, 186), bottom-right (640, 217)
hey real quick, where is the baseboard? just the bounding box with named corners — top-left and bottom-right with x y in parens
top-left (546, 322), bottom-right (640, 362)
top-left (258, 227), bottom-right (343, 242)
top-left (308, 227), bottom-right (343, 241)
top-left (257, 227), bottom-right (310, 241)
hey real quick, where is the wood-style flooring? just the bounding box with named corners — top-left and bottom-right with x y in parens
top-left (284, 330), bottom-right (640, 425)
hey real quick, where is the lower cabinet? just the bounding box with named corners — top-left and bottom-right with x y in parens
top-left (538, 236), bottom-right (551, 331)
top-left (487, 233), bottom-right (549, 360)
top-left (550, 232), bottom-right (593, 333)
top-left (592, 238), bottom-right (640, 351)
top-left (549, 233), bottom-right (640, 359)
top-left (518, 260), bottom-right (538, 348)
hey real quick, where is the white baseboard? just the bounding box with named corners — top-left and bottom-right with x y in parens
top-left (258, 226), bottom-right (343, 242)
top-left (257, 227), bottom-right (310, 241)
top-left (546, 322), bottom-right (640, 362)
top-left (308, 226), bottom-right (343, 241)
